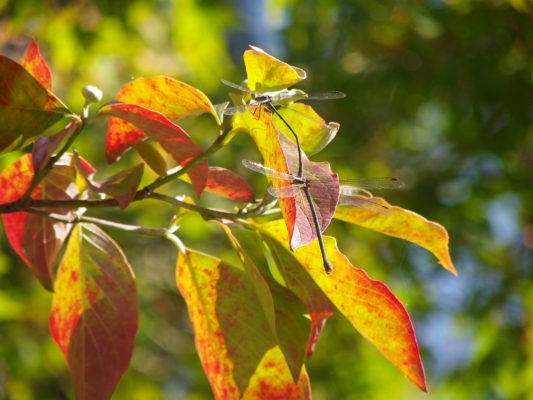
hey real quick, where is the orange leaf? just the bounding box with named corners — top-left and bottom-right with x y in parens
top-left (18, 38), bottom-right (53, 90)
top-left (106, 77), bottom-right (220, 162)
top-left (244, 46), bottom-right (306, 93)
top-left (334, 204), bottom-right (457, 275)
top-left (176, 248), bottom-right (311, 399)
top-left (0, 154), bottom-right (79, 291)
top-left (50, 223), bottom-right (139, 400)
top-left (98, 102), bottom-right (208, 197)
top-left (0, 55), bottom-right (71, 154)
top-left (256, 220), bottom-right (427, 392)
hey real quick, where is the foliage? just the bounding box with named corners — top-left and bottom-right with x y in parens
top-left (0, 39), bottom-right (457, 399)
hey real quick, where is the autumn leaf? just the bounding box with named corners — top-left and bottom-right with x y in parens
top-left (176, 247), bottom-right (311, 399)
top-left (180, 167), bottom-right (255, 202)
top-left (106, 76), bottom-right (220, 163)
top-left (32, 121), bottom-right (79, 173)
top-left (334, 204), bottom-right (457, 275)
top-left (256, 219), bottom-right (427, 392)
top-left (244, 46), bottom-right (306, 93)
top-left (18, 38), bottom-right (52, 90)
top-left (0, 55), bottom-right (71, 155)
top-left (98, 102), bottom-right (208, 197)
top-left (50, 223), bottom-right (139, 400)
top-left (131, 140), bottom-right (168, 177)
top-left (0, 154), bottom-right (79, 291)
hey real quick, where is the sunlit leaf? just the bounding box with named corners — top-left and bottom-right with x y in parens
top-left (334, 204), bottom-right (457, 275)
top-left (0, 55), bottom-right (71, 154)
top-left (18, 38), bottom-right (52, 90)
top-left (223, 224), bottom-right (311, 382)
top-left (244, 46), bottom-right (306, 93)
top-left (176, 248), bottom-right (311, 399)
top-left (0, 154), bottom-right (78, 291)
top-left (98, 102), bottom-right (208, 197)
top-left (180, 167), bottom-right (255, 202)
top-left (256, 219), bottom-right (427, 392)
top-left (32, 121), bottom-right (78, 173)
top-left (50, 223), bottom-right (139, 400)
top-left (106, 77), bottom-right (220, 162)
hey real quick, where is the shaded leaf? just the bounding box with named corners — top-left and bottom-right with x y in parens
top-left (244, 46), bottom-right (306, 93)
top-left (256, 220), bottom-right (427, 392)
top-left (224, 224), bottom-right (311, 382)
top-left (131, 140), bottom-right (168, 177)
top-left (334, 203), bottom-right (457, 275)
top-left (0, 154), bottom-right (78, 291)
top-left (73, 150), bottom-right (143, 210)
top-left (50, 223), bottom-right (139, 400)
top-left (176, 248), bottom-right (311, 399)
top-left (180, 167), bottom-right (255, 202)
top-left (18, 38), bottom-right (52, 90)
top-left (0, 55), bottom-right (71, 154)
top-left (98, 102), bottom-right (208, 197)
top-left (106, 77), bottom-right (220, 162)
top-left (32, 121), bottom-right (78, 173)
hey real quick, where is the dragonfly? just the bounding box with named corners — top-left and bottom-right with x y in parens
top-left (243, 159), bottom-right (405, 274)
top-left (222, 79), bottom-right (346, 178)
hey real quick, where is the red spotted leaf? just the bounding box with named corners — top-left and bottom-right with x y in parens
top-left (0, 55), bottom-right (71, 154)
top-left (18, 38), bottom-right (52, 90)
top-left (223, 224), bottom-right (311, 382)
top-left (33, 121), bottom-right (79, 173)
top-left (50, 223), bottom-right (139, 400)
top-left (106, 77), bottom-right (219, 163)
top-left (244, 46), bottom-right (306, 93)
top-left (335, 204), bottom-right (457, 275)
top-left (73, 150), bottom-right (143, 210)
top-left (176, 248), bottom-right (311, 399)
top-left (98, 102), bottom-right (208, 197)
top-left (257, 220), bottom-right (427, 392)
top-left (180, 167), bottom-right (255, 202)
top-left (0, 154), bottom-right (79, 291)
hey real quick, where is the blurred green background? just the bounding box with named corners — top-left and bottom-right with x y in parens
top-left (1, 0), bottom-right (533, 398)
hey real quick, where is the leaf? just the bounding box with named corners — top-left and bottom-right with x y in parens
top-left (275, 103), bottom-right (340, 156)
top-left (223, 224), bottom-right (311, 382)
top-left (256, 220), bottom-right (427, 392)
top-left (334, 203), bottom-right (457, 275)
top-left (32, 121), bottom-right (79, 173)
top-left (263, 236), bottom-right (336, 358)
top-left (180, 167), bottom-right (255, 202)
top-left (98, 102), bottom-right (208, 197)
top-left (244, 46), bottom-right (306, 93)
top-left (131, 140), bottom-right (168, 177)
top-left (73, 150), bottom-right (143, 210)
top-left (279, 134), bottom-right (340, 250)
top-left (0, 154), bottom-right (78, 291)
top-left (176, 248), bottom-right (311, 399)
top-left (0, 55), bottom-right (71, 154)
top-left (106, 77), bottom-right (220, 163)
top-left (50, 223), bottom-right (139, 400)
top-left (18, 38), bottom-right (52, 90)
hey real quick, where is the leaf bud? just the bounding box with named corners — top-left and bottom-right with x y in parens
top-left (82, 85), bottom-right (103, 103)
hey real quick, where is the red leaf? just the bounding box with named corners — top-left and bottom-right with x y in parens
top-left (176, 248), bottom-right (311, 399)
top-left (33, 121), bottom-right (79, 173)
top-left (0, 55), bottom-right (71, 154)
top-left (73, 150), bottom-right (143, 210)
top-left (98, 102), bottom-right (208, 197)
top-left (18, 38), bottom-right (52, 90)
top-left (180, 167), bottom-right (255, 202)
top-left (106, 77), bottom-right (220, 163)
top-left (257, 220), bottom-right (427, 392)
top-left (50, 223), bottom-right (139, 400)
top-left (0, 154), bottom-right (78, 291)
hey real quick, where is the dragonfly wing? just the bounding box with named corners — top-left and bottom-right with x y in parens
top-left (221, 79), bottom-right (256, 94)
top-left (303, 91), bottom-right (347, 100)
top-left (242, 160), bottom-right (296, 181)
top-left (274, 104), bottom-right (329, 126)
top-left (339, 178), bottom-right (405, 190)
top-left (268, 184), bottom-right (304, 198)
top-left (223, 104), bottom-right (249, 115)
top-left (339, 195), bottom-right (393, 214)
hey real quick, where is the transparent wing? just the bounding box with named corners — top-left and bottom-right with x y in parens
top-left (267, 184), bottom-right (305, 198)
top-left (338, 178), bottom-right (405, 191)
top-left (301, 91), bottom-right (347, 100)
top-left (242, 160), bottom-right (296, 181)
top-left (221, 79), bottom-right (256, 94)
top-left (338, 195), bottom-right (393, 214)
top-left (273, 104), bottom-right (331, 127)
top-left (223, 104), bottom-right (252, 115)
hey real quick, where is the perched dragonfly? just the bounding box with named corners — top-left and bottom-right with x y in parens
top-left (222, 80), bottom-right (346, 178)
top-left (243, 160), bottom-right (404, 274)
